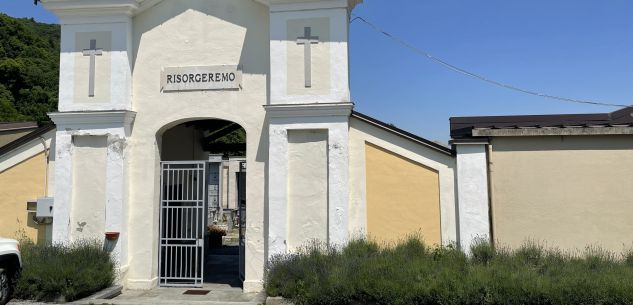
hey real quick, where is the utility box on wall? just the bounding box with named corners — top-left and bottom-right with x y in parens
top-left (36, 197), bottom-right (54, 218)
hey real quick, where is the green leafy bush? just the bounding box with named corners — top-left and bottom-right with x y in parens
top-left (0, 13), bottom-right (60, 123)
top-left (14, 239), bottom-right (115, 302)
top-left (265, 237), bottom-right (633, 305)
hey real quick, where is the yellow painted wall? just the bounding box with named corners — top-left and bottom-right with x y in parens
top-left (0, 152), bottom-right (47, 242)
top-left (365, 143), bottom-right (442, 246)
top-left (490, 136), bottom-right (633, 253)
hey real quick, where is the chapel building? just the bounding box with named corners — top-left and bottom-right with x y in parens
top-left (38, 0), bottom-right (458, 291)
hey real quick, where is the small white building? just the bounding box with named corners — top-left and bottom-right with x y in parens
top-left (41, 0), bottom-right (460, 292)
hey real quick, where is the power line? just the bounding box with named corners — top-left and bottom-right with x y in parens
top-left (350, 15), bottom-right (631, 108)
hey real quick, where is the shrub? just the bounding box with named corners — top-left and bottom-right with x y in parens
top-left (625, 248), bottom-right (633, 267)
top-left (14, 239), bottom-right (115, 302)
top-left (265, 237), bottom-right (633, 305)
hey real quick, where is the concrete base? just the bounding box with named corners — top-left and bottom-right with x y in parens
top-left (78, 285), bottom-right (123, 301)
top-left (126, 277), bottom-right (158, 290)
top-left (72, 287), bottom-right (266, 305)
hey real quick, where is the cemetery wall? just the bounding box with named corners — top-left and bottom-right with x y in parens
top-left (0, 152), bottom-right (48, 242)
top-left (349, 116), bottom-right (457, 246)
top-left (488, 135), bottom-right (633, 253)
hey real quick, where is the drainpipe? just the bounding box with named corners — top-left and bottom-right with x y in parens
top-left (37, 136), bottom-right (49, 197)
top-left (32, 136), bottom-right (53, 228)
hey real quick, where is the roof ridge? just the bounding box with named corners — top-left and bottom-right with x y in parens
top-left (351, 111), bottom-right (453, 155)
top-left (0, 124), bottom-right (56, 158)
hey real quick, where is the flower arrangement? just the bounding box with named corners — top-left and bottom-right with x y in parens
top-left (207, 224), bottom-right (227, 248)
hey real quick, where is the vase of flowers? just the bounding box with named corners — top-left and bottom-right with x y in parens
top-left (208, 224), bottom-right (227, 248)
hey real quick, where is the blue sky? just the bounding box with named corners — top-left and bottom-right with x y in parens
top-left (3, 0), bottom-right (633, 143)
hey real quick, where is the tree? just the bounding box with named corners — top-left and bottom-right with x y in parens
top-left (0, 14), bottom-right (59, 123)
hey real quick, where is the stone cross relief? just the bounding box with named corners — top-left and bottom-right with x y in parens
top-left (296, 27), bottom-right (319, 88)
top-left (82, 39), bottom-right (103, 97)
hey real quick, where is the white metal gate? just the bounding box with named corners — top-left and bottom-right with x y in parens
top-left (159, 161), bottom-right (206, 287)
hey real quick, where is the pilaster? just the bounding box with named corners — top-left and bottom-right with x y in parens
top-left (266, 103), bottom-right (352, 257)
top-left (454, 141), bottom-right (491, 254)
top-left (49, 111), bottom-right (135, 268)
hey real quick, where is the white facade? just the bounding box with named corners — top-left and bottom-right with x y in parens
top-left (43, 0), bottom-right (363, 292)
top-left (42, 0), bottom-right (473, 293)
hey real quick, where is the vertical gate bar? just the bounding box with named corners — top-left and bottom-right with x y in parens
top-left (186, 202), bottom-right (191, 239)
top-left (170, 208), bottom-right (173, 240)
top-left (198, 166), bottom-right (201, 284)
top-left (175, 169), bottom-right (184, 239)
top-left (169, 245), bottom-right (174, 281)
top-left (186, 168), bottom-right (190, 201)
top-left (201, 164), bottom-right (205, 285)
top-left (159, 164), bottom-right (164, 284)
top-left (192, 166), bottom-right (199, 285)
top-left (170, 169), bottom-right (174, 240)
top-left (185, 246), bottom-right (189, 279)
top-left (168, 244), bottom-right (171, 283)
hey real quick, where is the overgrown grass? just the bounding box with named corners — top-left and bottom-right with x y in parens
top-left (265, 237), bottom-right (633, 305)
top-left (14, 239), bottom-right (115, 302)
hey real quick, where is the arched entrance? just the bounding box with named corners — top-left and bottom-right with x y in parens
top-left (157, 119), bottom-right (246, 288)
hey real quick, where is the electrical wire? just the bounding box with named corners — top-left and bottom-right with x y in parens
top-left (350, 15), bottom-right (632, 108)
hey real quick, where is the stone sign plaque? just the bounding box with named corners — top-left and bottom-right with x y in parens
top-left (161, 65), bottom-right (242, 92)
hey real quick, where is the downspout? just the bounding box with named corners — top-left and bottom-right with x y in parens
top-left (34, 135), bottom-right (52, 227)
top-left (485, 140), bottom-right (495, 245)
top-left (37, 136), bottom-right (49, 197)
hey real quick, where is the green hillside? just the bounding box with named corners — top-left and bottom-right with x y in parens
top-left (0, 13), bottom-right (59, 123)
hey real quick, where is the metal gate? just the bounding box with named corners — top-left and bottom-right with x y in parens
top-left (159, 161), bottom-right (206, 287)
top-left (236, 161), bottom-right (247, 281)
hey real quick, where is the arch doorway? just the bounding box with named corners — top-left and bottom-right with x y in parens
top-left (158, 119), bottom-right (246, 288)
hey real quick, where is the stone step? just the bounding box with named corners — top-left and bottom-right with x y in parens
top-left (71, 289), bottom-right (267, 305)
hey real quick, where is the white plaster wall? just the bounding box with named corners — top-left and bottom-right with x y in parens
top-left (270, 7), bottom-right (350, 104)
top-left (455, 144), bottom-right (490, 253)
top-left (58, 20), bottom-right (133, 111)
top-left (71, 136), bottom-right (107, 240)
top-left (73, 31), bottom-right (112, 104)
top-left (128, 0), bottom-right (269, 292)
top-left (267, 107), bottom-right (351, 258)
top-left (348, 118), bottom-right (457, 245)
top-left (286, 18), bottom-right (330, 96)
top-left (287, 130), bottom-right (328, 251)
top-left (49, 111), bottom-right (134, 282)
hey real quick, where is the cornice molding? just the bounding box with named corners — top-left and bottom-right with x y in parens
top-left (473, 127), bottom-right (633, 137)
top-left (48, 110), bottom-right (136, 129)
top-left (42, 0), bottom-right (140, 17)
top-left (43, 0), bottom-right (362, 17)
top-left (255, 0), bottom-right (362, 11)
top-left (264, 102), bottom-right (353, 118)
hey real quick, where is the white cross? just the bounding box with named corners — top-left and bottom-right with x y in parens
top-left (296, 27), bottom-right (319, 88)
top-left (82, 39), bottom-right (103, 97)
